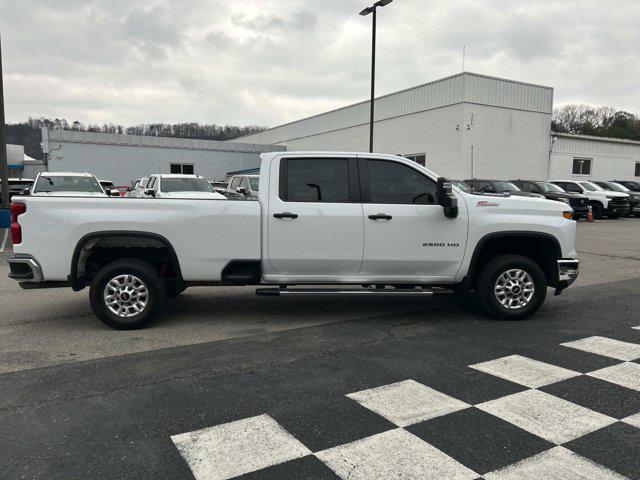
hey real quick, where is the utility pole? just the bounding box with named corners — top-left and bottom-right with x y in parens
top-left (359, 0), bottom-right (393, 153)
top-left (0, 33), bottom-right (9, 209)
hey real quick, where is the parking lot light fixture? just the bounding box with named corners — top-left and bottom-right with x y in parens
top-left (359, 0), bottom-right (393, 153)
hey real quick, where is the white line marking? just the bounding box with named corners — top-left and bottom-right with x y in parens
top-left (477, 389), bottom-right (616, 444)
top-left (588, 362), bottom-right (640, 392)
top-left (484, 446), bottom-right (628, 480)
top-left (632, 326), bottom-right (640, 331)
top-left (171, 414), bottom-right (311, 480)
top-left (346, 379), bottom-right (470, 427)
top-left (469, 355), bottom-right (581, 388)
top-left (561, 336), bottom-right (640, 361)
top-left (622, 412), bottom-right (640, 429)
top-left (0, 229), bottom-right (8, 252)
top-left (316, 428), bottom-right (478, 480)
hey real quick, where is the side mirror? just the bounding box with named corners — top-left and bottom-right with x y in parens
top-left (236, 186), bottom-right (247, 195)
top-left (436, 177), bottom-right (458, 219)
top-left (144, 189), bottom-right (156, 198)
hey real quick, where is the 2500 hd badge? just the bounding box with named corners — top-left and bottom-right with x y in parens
top-left (422, 242), bottom-right (461, 247)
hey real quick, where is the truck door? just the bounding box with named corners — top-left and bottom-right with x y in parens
top-left (267, 156), bottom-right (364, 277)
top-left (358, 158), bottom-right (468, 280)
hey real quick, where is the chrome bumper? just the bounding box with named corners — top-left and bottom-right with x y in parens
top-left (557, 259), bottom-right (579, 286)
top-left (8, 255), bottom-right (43, 283)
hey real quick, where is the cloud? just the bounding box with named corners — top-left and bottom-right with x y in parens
top-left (0, 0), bottom-right (639, 127)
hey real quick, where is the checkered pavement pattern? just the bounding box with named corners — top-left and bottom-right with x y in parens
top-left (171, 333), bottom-right (640, 480)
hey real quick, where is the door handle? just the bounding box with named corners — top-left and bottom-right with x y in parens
top-left (273, 212), bottom-right (299, 219)
top-left (368, 213), bottom-right (393, 221)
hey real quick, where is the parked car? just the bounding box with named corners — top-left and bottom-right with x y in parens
top-left (9, 152), bottom-right (579, 329)
top-left (30, 172), bottom-right (107, 197)
top-left (142, 174), bottom-right (227, 199)
top-left (449, 180), bottom-right (471, 192)
top-left (98, 179), bottom-right (123, 197)
top-left (227, 174), bottom-right (259, 199)
top-left (612, 180), bottom-right (640, 192)
top-left (551, 180), bottom-right (630, 219)
top-left (126, 178), bottom-right (149, 198)
top-left (464, 179), bottom-right (544, 198)
top-left (210, 181), bottom-right (229, 194)
top-left (2, 178), bottom-right (35, 200)
top-left (511, 180), bottom-right (590, 219)
top-left (593, 181), bottom-right (640, 217)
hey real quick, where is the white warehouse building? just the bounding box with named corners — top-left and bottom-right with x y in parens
top-left (233, 72), bottom-right (640, 182)
top-left (42, 128), bottom-right (285, 185)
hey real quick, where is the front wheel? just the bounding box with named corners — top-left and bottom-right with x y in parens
top-left (591, 203), bottom-right (604, 220)
top-left (475, 254), bottom-right (547, 320)
top-left (90, 259), bottom-right (167, 330)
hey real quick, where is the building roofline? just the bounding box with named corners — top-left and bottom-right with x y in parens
top-left (552, 132), bottom-right (640, 146)
top-left (233, 72), bottom-right (554, 141)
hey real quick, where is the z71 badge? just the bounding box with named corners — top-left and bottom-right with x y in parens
top-left (477, 200), bottom-right (500, 207)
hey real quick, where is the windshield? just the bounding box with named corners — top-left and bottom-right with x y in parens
top-left (451, 181), bottom-right (470, 192)
top-left (541, 182), bottom-right (564, 193)
top-left (580, 181), bottom-right (603, 191)
top-left (160, 177), bottom-right (215, 193)
top-left (623, 181), bottom-right (640, 190)
top-left (491, 181), bottom-right (521, 192)
top-left (603, 182), bottom-right (629, 192)
top-left (34, 175), bottom-right (103, 193)
top-left (249, 177), bottom-right (259, 191)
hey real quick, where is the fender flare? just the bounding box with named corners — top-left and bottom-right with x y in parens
top-left (68, 231), bottom-right (183, 290)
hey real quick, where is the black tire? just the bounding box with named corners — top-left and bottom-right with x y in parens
top-left (608, 213), bottom-right (619, 219)
top-left (475, 254), bottom-right (547, 320)
top-left (89, 259), bottom-right (167, 330)
top-left (591, 203), bottom-right (604, 220)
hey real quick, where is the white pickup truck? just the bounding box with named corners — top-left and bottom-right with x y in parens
top-left (8, 152), bottom-right (579, 329)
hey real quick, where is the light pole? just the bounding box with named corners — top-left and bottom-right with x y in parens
top-left (359, 0), bottom-right (393, 153)
top-left (0, 33), bottom-right (9, 209)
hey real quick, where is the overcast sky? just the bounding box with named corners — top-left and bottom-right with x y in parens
top-left (1, 0), bottom-right (639, 127)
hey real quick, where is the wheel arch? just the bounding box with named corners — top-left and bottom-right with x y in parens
top-left (69, 231), bottom-right (183, 291)
top-left (466, 231), bottom-right (563, 288)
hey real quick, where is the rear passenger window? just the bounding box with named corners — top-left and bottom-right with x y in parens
top-left (365, 160), bottom-right (437, 204)
top-left (282, 158), bottom-right (350, 203)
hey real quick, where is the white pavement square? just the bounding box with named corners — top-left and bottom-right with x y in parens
top-left (171, 414), bottom-right (312, 480)
top-left (315, 428), bottom-right (478, 480)
top-left (469, 354), bottom-right (581, 388)
top-left (346, 379), bottom-right (470, 427)
top-left (622, 412), bottom-right (640, 429)
top-left (484, 446), bottom-right (628, 480)
top-left (561, 336), bottom-right (640, 361)
top-left (588, 361), bottom-right (640, 392)
top-left (476, 389), bottom-right (616, 444)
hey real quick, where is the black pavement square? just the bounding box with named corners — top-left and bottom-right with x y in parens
top-left (565, 422), bottom-right (640, 480)
top-left (270, 395), bottom-right (396, 452)
top-left (519, 343), bottom-right (622, 373)
top-left (406, 407), bottom-right (553, 475)
top-left (236, 455), bottom-right (341, 480)
top-left (541, 375), bottom-right (640, 419)
top-left (414, 367), bottom-right (528, 406)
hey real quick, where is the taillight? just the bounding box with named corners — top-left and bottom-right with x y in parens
top-left (10, 203), bottom-right (26, 245)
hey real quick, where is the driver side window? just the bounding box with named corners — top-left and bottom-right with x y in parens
top-left (364, 159), bottom-right (437, 204)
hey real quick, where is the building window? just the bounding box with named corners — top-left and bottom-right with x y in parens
top-left (636, 162), bottom-right (640, 177)
top-left (404, 154), bottom-right (426, 166)
top-left (572, 158), bottom-right (592, 175)
top-left (170, 163), bottom-right (194, 174)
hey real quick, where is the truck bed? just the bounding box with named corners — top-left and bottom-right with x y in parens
top-left (12, 197), bottom-right (261, 282)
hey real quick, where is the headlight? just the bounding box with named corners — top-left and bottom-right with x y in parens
top-left (558, 197), bottom-right (570, 204)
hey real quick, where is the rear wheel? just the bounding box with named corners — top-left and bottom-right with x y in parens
top-left (475, 254), bottom-right (547, 320)
top-left (90, 259), bottom-right (167, 330)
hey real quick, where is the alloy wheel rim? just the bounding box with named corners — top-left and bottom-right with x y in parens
top-left (494, 269), bottom-right (535, 310)
top-left (103, 274), bottom-right (149, 318)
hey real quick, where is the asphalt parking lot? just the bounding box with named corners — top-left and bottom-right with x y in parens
top-left (1, 219), bottom-right (639, 479)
